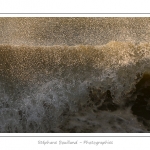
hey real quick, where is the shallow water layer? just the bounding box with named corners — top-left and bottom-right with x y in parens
top-left (1, 42), bottom-right (150, 132)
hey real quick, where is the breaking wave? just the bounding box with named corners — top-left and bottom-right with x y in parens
top-left (1, 41), bottom-right (150, 132)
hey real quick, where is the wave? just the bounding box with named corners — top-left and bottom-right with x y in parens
top-left (1, 41), bottom-right (150, 132)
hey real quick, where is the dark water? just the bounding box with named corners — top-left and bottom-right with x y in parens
top-left (1, 18), bottom-right (150, 132)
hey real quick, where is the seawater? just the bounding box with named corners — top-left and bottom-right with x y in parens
top-left (0, 41), bottom-right (150, 133)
